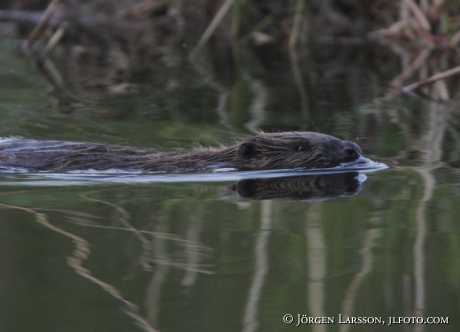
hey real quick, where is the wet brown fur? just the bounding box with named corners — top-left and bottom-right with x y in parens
top-left (0, 132), bottom-right (363, 172)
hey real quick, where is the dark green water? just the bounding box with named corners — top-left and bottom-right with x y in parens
top-left (0, 40), bottom-right (459, 332)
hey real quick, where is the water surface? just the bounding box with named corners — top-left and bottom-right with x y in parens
top-left (0, 39), bottom-right (459, 332)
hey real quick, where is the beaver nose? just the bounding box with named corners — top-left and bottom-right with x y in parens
top-left (341, 141), bottom-right (362, 161)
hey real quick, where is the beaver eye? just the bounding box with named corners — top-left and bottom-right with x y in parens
top-left (296, 145), bottom-right (308, 152)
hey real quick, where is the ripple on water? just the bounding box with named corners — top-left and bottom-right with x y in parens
top-left (0, 160), bottom-right (387, 186)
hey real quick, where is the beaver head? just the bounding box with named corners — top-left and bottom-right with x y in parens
top-left (234, 132), bottom-right (367, 169)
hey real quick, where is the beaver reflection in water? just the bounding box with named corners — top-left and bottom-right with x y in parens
top-left (0, 132), bottom-right (369, 172)
top-left (233, 172), bottom-right (363, 200)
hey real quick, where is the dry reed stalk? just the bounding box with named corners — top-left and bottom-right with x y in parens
top-left (25, 0), bottom-right (61, 49)
top-left (402, 0), bottom-right (430, 31)
top-left (389, 49), bottom-right (431, 89)
top-left (190, 0), bottom-right (236, 59)
top-left (403, 65), bottom-right (460, 92)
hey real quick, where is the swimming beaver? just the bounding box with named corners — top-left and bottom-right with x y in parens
top-left (0, 132), bottom-right (369, 172)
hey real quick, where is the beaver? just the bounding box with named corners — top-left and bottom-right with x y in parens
top-left (0, 132), bottom-right (369, 172)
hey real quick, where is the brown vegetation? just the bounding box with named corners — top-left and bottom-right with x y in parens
top-left (1, 0), bottom-right (460, 101)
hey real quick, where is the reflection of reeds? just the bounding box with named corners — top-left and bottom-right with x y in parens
top-left (242, 200), bottom-right (272, 332)
top-left (77, 191), bottom-right (214, 275)
top-left (0, 199), bottom-right (159, 332)
top-left (64, 217), bottom-right (213, 256)
top-left (371, 1), bottom-right (460, 96)
top-left (0, 187), bottom-right (216, 331)
top-left (190, 0), bottom-right (236, 60)
top-left (4, 0), bottom-right (460, 107)
top-left (289, 0), bottom-right (309, 123)
top-left (306, 203), bottom-right (326, 332)
top-left (81, 191), bottom-right (154, 271)
top-left (339, 229), bottom-right (379, 332)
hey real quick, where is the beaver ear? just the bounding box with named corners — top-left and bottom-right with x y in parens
top-left (237, 142), bottom-right (256, 161)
